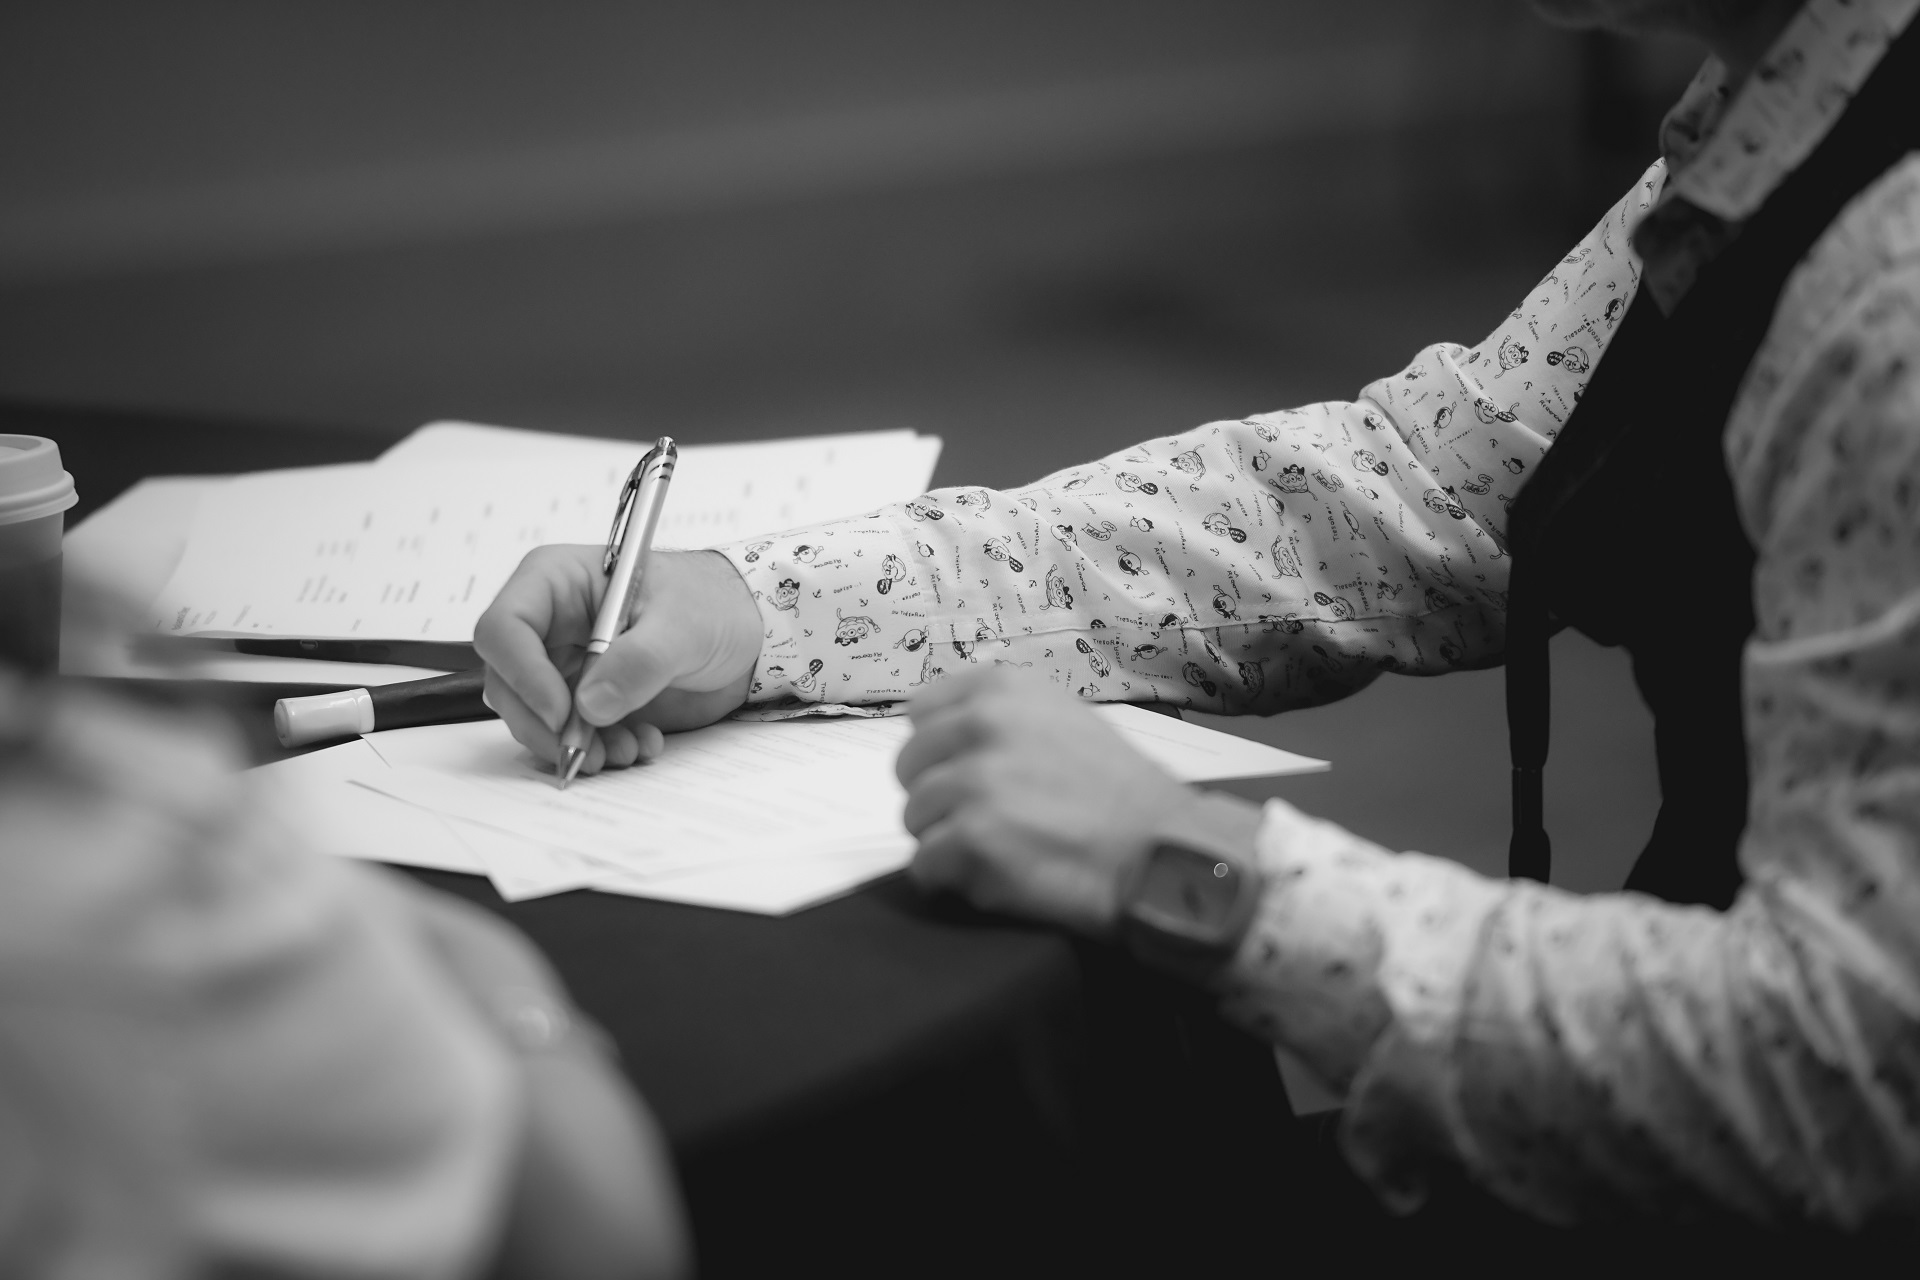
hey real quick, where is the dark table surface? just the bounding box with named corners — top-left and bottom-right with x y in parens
top-left (22, 398), bottom-right (1297, 1275)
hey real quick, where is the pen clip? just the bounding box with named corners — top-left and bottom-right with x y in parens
top-left (603, 464), bottom-right (642, 577)
top-left (601, 438), bottom-right (674, 576)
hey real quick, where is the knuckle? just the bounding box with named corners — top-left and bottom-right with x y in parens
top-left (522, 543), bottom-right (573, 571)
top-left (471, 609), bottom-right (509, 656)
top-left (951, 705), bottom-right (997, 748)
top-left (955, 811), bottom-right (998, 860)
top-left (947, 756), bottom-right (989, 800)
top-left (939, 839), bottom-right (981, 886)
top-left (900, 795), bottom-right (934, 836)
top-left (480, 675), bottom-right (510, 717)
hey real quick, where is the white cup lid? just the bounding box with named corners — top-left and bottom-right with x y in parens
top-left (0, 436), bottom-right (78, 527)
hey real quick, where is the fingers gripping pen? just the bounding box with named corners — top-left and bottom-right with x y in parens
top-left (558, 437), bottom-right (677, 788)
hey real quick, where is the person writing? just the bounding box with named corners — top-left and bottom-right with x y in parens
top-left (477, 0), bottom-right (1920, 1232)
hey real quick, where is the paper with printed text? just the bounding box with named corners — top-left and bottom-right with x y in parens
top-left (324, 704), bottom-right (1324, 911)
top-left (146, 426), bottom-right (940, 644)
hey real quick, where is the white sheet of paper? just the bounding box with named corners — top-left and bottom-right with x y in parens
top-left (1092, 703), bottom-right (1329, 781)
top-left (379, 418), bottom-right (941, 482)
top-left (355, 716), bottom-right (914, 881)
top-left (336, 708), bottom-right (1324, 912)
top-left (439, 816), bottom-right (605, 900)
top-left (244, 718), bottom-right (915, 912)
top-left (61, 474), bottom-right (456, 684)
top-left (145, 429), bottom-right (941, 643)
top-left (242, 728), bottom-right (846, 909)
top-left (249, 737), bottom-right (483, 874)
top-left (64, 474), bottom-right (215, 606)
top-left (593, 839), bottom-right (911, 914)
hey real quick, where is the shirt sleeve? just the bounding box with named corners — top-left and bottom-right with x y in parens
top-left (716, 162), bottom-right (1666, 715)
top-left (1213, 161), bottom-right (1920, 1229)
top-left (0, 688), bottom-right (521, 1279)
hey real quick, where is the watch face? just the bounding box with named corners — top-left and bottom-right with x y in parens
top-left (1135, 843), bottom-right (1240, 935)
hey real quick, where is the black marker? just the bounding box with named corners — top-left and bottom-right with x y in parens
top-left (274, 668), bottom-right (492, 748)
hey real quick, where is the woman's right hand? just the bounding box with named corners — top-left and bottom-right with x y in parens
top-left (473, 547), bottom-right (763, 777)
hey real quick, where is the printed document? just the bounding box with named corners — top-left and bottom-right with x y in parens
top-left (146, 426), bottom-right (940, 644)
top-left (255, 704), bottom-right (1326, 914)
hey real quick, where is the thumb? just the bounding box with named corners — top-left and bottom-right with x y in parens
top-left (573, 608), bottom-right (698, 726)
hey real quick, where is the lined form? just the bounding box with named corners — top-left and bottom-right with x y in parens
top-left (354, 714), bottom-right (916, 882)
top-left (325, 704), bottom-right (1324, 910)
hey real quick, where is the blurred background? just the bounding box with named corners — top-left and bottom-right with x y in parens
top-left (0, 0), bottom-right (1700, 891)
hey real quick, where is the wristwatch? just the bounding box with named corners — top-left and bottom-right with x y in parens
top-left (1116, 793), bottom-right (1264, 979)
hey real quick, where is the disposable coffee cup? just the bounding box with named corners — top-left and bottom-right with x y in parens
top-left (0, 435), bottom-right (79, 673)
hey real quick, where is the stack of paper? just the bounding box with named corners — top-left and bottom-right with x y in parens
top-left (144, 422), bottom-right (941, 646)
top-left (253, 705), bottom-right (1328, 914)
top-left (63, 420), bottom-right (939, 681)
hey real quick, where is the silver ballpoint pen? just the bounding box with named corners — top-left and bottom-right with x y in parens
top-left (558, 437), bottom-right (677, 788)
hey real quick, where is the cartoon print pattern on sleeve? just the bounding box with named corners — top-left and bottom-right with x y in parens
top-left (715, 161), bottom-right (1665, 715)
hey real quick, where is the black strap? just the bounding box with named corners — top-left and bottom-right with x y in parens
top-left (1504, 556), bottom-right (1551, 882)
top-left (1502, 291), bottom-right (1666, 882)
top-left (1501, 18), bottom-right (1920, 888)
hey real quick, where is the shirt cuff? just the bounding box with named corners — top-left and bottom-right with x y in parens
top-left (1217, 797), bottom-right (1508, 1212)
top-left (713, 514), bottom-right (948, 707)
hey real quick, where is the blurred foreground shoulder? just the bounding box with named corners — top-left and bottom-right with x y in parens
top-left (0, 677), bottom-right (522, 1278)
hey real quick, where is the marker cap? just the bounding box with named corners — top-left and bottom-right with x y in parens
top-left (275, 687), bottom-right (376, 748)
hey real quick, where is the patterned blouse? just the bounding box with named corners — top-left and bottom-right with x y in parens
top-left (715, 0), bottom-right (1920, 1227)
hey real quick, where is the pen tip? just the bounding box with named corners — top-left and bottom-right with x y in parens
top-left (559, 747), bottom-right (586, 789)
